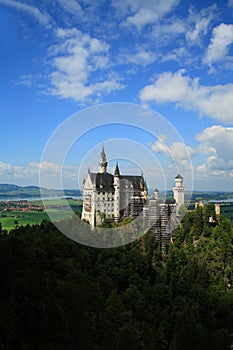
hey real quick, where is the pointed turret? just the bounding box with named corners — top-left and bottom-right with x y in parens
top-left (114, 161), bottom-right (120, 176)
top-left (98, 145), bottom-right (107, 173)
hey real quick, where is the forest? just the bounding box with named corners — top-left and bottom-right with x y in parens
top-left (0, 204), bottom-right (232, 349)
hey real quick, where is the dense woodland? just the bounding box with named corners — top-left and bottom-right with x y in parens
top-left (0, 204), bottom-right (233, 349)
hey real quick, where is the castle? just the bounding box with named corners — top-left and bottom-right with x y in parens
top-left (81, 146), bottom-right (148, 227)
top-left (82, 146), bottom-right (185, 250)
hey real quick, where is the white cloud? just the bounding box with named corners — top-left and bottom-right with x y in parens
top-left (15, 74), bottom-right (44, 88)
top-left (0, 161), bottom-right (59, 180)
top-left (147, 126), bottom-right (233, 187)
top-left (0, 161), bottom-right (14, 176)
top-left (117, 0), bottom-right (180, 30)
top-left (32, 161), bottom-right (78, 179)
top-left (185, 5), bottom-right (216, 45)
top-left (125, 8), bottom-right (159, 30)
top-left (228, 0), bottom-right (233, 7)
top-left (140, 70), bottom-right (233, 123)
top-left (119, 48), bottom-right (157, 66)
top-left (151, 6), bottom-right (215, 47)
top-left (169, 142), bottom-right (196, 162)
top-left (161, 47), bottom-right (190, 64)
top-left (0, 161), bottom-right (38, 181)
top-left (140, 70), bottom-right (189, 102)
top-left (186, 16), bottom-right (210, 44)
top-left (30, 161), bottom-right (61, 173)
top-left (57, 0), bottom-right (83, 15)
top-left (148, 135), bottom-right (169, 154)
top-left (196, 125), bottom-right (233, 171)
top-left (47, 28), bottom-right (124, 102)
top-left (0, 0), bottom-right (53, 29)
top-left (204, 23), bottom-right (233, 65)
top-left (148, 136), bottom-right (195, 169)
top-left (152, 18), bottom-right (186, 38)
top-left (0, 160), bottom-right (79, 187)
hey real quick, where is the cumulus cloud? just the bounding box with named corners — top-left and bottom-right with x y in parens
top-left (204, 23), bottom-right (233, 65)
top-left (47, 28), bottom-right (124, 102)
top-left (0, 0), bottom-right (53, 29)
top-left (196, 125), bottom-right (233, 171)
top-left (148, 135), bottom-right (195, 169)
top-left (140, 70), bottom-right (233, 123)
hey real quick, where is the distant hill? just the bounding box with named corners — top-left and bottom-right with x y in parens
top-left (1, 184), bottom-right (233, 201)
top-left (0, 184), bottom-right (21, 193)
top-left (0, 184), bottom-right (81, 198)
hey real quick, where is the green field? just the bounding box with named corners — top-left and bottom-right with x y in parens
top-left (0, 210), bottom-right (71, 231)
top-left (0, 199), bottom-right (83, 231)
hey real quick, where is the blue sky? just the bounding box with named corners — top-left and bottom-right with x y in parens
top-left (0, 0), bottom-right (233, 191)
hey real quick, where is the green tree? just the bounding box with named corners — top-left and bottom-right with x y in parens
top-left (178, 203), bottom-right (187, 217)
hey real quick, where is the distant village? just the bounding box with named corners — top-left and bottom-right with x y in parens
top-left (0, 200), bottom-right (44, 215)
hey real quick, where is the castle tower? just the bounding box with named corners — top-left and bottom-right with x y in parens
top-left (154, 188), bottom-right (159, 200)
top-left (98, 145), bottom-right (107, 173)
top-left (173, 174), bottom-right (184, 213)
top-left (114, 161), bottom-right (120, 222)
top-left (144, 181), bottom-right (148, 201)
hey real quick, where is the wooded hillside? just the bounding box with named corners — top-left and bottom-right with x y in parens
top-left (0, 205), bottom-right (232, 349)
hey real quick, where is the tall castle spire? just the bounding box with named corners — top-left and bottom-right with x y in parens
top-left (114, 161), bottom-right (120, 176)
top-left (98, 145), bottom-right (107, 173)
